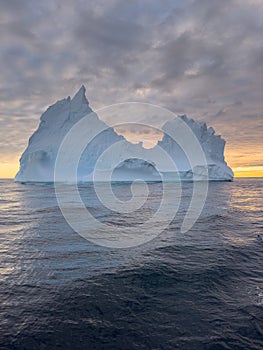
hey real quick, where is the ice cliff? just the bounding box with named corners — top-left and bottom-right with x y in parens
top-left (15, 86), bottom-right (233, 182)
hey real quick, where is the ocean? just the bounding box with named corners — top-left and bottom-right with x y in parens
top-left (0, 178), bottom-right (262, 349)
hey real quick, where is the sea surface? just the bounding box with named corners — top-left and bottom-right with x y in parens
top-left (0, 178), bottom-right (262, 350)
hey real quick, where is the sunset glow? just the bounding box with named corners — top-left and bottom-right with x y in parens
top-left (0, 161), bottom-right (19, 179)
top-left (1, 150), bottom-right (262, 179)
top-left (0, 0), bottom-right (262, 180)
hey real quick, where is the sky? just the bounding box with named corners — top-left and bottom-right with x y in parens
top-left (0, 0), bottom-right (262, 178)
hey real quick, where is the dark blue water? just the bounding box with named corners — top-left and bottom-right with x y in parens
top-left (0, 178), bottom-right (262, 349)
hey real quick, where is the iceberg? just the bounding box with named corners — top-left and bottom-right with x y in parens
top-left (15, 86), bottom-right (233, 182)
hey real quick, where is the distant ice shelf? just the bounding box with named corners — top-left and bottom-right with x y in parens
top-left (15, 86), bottom-right (233, 182)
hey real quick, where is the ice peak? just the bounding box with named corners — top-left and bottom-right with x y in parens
top-left (71, 85), bottom-right (89, 107)
top-left (14, 86), bottom-right (234, 182)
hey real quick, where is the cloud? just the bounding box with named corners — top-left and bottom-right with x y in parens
top-left (0, 0), bottom-right (262, 169)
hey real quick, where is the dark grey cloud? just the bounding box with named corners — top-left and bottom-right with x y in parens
top-left (0, 0), bottom-right (262, 169)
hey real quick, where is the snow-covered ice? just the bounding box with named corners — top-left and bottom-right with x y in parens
top-left (15, 86), bottom-right (233, 182)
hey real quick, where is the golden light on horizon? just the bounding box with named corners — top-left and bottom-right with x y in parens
top-left (1, 162), bottom-right (262, 179)
top-left (1, 137), bottom-right (262, 179)
top-left (0, 161), bottom-right (19, 179)
top-left (233, 166), bottom-right (263, 178)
